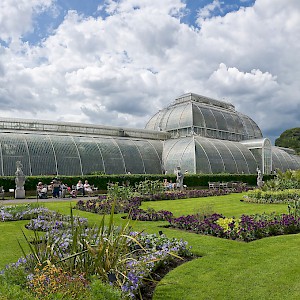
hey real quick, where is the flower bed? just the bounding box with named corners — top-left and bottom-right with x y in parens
top-left (127, 208), bottom-right (173, 221)
top-left (243, 189), bottom-right (300, 204)
top-left (75, 187), bottom-right (249, 216)
top-left (0, 204), bottom-right (50, 222)
top-left (1, 206), bottom-right (192, 299)
top-left (75, 196), bottom-right (142, 214)
top-left (168, 212), bottom-right (300, 242)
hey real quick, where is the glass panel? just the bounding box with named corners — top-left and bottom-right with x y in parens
top-left (73, 136), bottom-right (104, 175)
top-left (115, 139), bottom-right (145, 174)
top-left (136, 140), bottom-right (163, 174)
top-left (211, 109), bottom-right (228, 131)
top-left (0, 133), bottom-right (31, 176)
top-left (197, 138), bottom-right (224, 173)
top-left (272, 148), bottom-right (289, 171)
top-left (160, 107), bottom-right (174, 131)
top-left (96, 138), bottom-right (125, 174)
top-left (249, 148), bottom-right (262, 170)
top-left (166, 105), bottom-right (186, 130)
top-left (145, 111), bottom-right (160, 130)
top-left (263, 140), bottom-right (272, 174)
top-left (179, 103), bottom-right (192, 128)
top-left (192, 104), bottom-right (206, 128)
top-left (179, 139), bottom-right (195, 173)
top-left (194, 139), bottom-right (211, 173)
top-left (163, 139), bottom-right (185, 173)
top-left (233, 143), bottom-right (257, 173)
top-left (200, 107), bottom-right (217, 130)
top-left (49, 135), bottom-right (82, 176)
top-left (222, 112), bottom-right (235, 134)
top-left (271, 148), bottom-right (283, 171)
top-left (212, 140), bottom-right (238, 173)
top-left (25, 134), bottom-right (57, 175)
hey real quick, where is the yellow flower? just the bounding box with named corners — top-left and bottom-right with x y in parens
top-left (216, 218), bottom-right (239, 231)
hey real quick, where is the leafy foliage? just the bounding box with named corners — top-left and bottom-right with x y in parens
top-left (275, 127), bottom-right (300, 154)
top-left (243, 189), bottom-right (300, 204)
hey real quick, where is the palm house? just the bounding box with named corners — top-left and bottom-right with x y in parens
top-left (0, 93), bottom-right (299, 176)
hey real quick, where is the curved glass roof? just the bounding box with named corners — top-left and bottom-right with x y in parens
top-left (163, 136), bottom-right (257, 174)
top-left (0, 132), bottom-right (163, 176)
top-left (0, 117), bottom-right (169, 141)
top-left (272, 146), bottom-right (300, 171)
top-left (146, 93), bottom-right (262, 142)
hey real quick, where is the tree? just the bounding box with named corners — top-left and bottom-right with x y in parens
top-left (275, 127), bottom-right (300, 154)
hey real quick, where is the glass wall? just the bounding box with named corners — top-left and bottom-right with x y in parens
top-left (0, 132), bottom-right (163, 176)
top-left (272, 147), bottom-right (300, 171)
top-left (163, 136), bottom-right (257, 174)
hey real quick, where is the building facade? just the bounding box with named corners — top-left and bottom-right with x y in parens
top-left (0, 93), bottom-right (299, 176)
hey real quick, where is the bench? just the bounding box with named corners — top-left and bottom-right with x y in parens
top-left (8, 189), bottom-right (15, 198)
top-left (208, 182), bottom-right (220, 189)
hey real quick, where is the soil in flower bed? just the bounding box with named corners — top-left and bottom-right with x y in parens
top-left (139, 256), bottom-right (196, 300)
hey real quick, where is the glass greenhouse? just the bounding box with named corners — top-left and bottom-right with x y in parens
top-left (0, 93), bottom-right (299, 176)
top-left (0, 119), bottom-right (165, 176)
top-left (147, 93), bottom-right (300, 175)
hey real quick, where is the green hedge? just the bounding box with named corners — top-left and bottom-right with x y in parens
top-left (0, 173), bottom-right (276, 192)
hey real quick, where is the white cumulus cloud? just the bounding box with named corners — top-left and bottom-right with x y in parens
top-left (0, 0), bottom-right (299, 143)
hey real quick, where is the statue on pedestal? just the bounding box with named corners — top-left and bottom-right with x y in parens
top-left (256, 167), bottom-right (264, 188)
top-left (15, 161), bottom-right (26, 199)
top-left (175, 166), bottom-right (184, 190)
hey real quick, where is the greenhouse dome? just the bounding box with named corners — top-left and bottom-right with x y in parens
top-left (145, 93), bottom-right (263, 142)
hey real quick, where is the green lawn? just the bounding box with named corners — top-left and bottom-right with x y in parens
top-left (1, 194), bottom-right (300, 299)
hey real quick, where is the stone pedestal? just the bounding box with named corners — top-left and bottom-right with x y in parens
top-left (15, 188), bottom-right (25, 199)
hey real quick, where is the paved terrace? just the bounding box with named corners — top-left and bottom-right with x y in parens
top-left (1, 196), bottom-right (90, 205)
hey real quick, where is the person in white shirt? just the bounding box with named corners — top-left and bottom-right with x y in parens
top-left (84, 180), bottom-right (93, 196)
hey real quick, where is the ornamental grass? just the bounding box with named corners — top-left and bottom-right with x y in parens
top-left (1, 202), bottom-right (192, 299)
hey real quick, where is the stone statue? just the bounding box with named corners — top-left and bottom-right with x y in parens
top-left (257, 167), bottom-right (264, 188)
top-left (15, 161), bottom-right (26, 198)
top-left (175, 166), bottom-right (184, 190)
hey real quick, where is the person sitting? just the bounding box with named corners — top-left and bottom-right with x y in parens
top-left (163, 178), bottom-right (169, 188)
top-left (168, 180), bottom-right (175, 190)
top-left (84, 180), bottom-right (93, 196)
top-left (76, 180), bottom-right (85, 196)
top-left (37, 182), bottom-right (47, 199)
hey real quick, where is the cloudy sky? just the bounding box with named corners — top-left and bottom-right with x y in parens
top-left (0, 0), bottom-right (299, 143)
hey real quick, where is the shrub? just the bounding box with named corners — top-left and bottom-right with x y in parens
top-left (27, 264), bottom-right (89, 299)
top-left (243, 189), bottom-right (300, 204)
top-left (89, 278), bottom-right (122, 300)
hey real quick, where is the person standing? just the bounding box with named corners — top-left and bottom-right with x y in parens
top-left (52, 178), bottom-right (60, 198)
